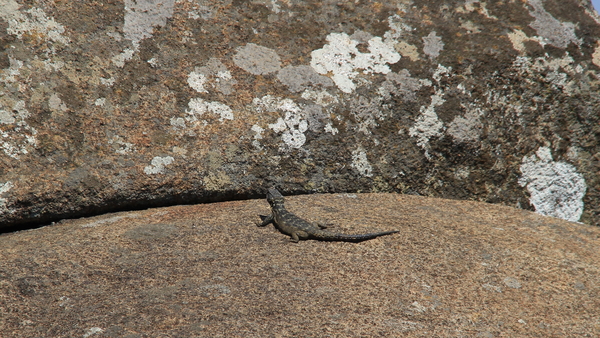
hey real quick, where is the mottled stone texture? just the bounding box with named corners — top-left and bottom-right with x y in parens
top-left (0, 194), bottom-right (598, 336)
top-left (0, 0), bottom-right (599, 230)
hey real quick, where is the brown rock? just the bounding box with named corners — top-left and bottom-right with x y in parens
top-left (1, 193), bottom-right (598, 337)
top-left (0, 0), bottom-right (598, 230)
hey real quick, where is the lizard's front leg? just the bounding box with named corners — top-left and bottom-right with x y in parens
top-left (256, 214), bottom-right (273, 227)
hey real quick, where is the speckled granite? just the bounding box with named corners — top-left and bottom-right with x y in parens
top-left (0, 193), bottom-right (598, 336)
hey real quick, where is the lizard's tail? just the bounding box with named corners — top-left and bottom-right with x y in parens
top-left (312, 230), bottom-right (399, 242)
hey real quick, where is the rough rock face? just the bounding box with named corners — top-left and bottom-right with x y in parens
top-left (0, 0), bottom-right (599, 230)
top-left (0, 194), bottom-right (598, 337)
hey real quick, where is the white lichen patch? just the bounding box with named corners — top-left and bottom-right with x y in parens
top-left (262, 0), bottom-right (282, 13)
top-left (106, 30), bottom-right (122, 41)
top-left (0, 2), bottom-right (70, 44)
top-left (527, 0), bottom-right (581, 49)
top-left (109, 136), bottom-right (134, 154)
top-left (271, 114), bottom-right (307, 149)
top-left (512, 54), bottom-right (581, 94)
top-left (170, 116), bottom-right (186, 129)
top-left (0, 100), bottom-right (38, 159)
top-left (453, 166), bottom-right (471, 180)
top-left (422, 31), bottom-right (444, 59)
top-left (407, 64), bottom-right (452, 156)
top-left (112, 48), bottom-right (135, 68)
top-left (147, 57), bottom-right (158, 67)
top-left (189, 58), bottom-right (237, 95)
top-left (94, 98), bottom-right (106, 107)
top-left (460, 20), bottom-right (482, 34)
top-left (253, 95), bottom-right (308, 150)
top-left (100, 77), bottom-right (116, 86)
top-left (43, 59), bottom-right (65, 72)
top-left (351, 148), bottom-right (373, 177)
top-left (432, 64), bottom-right (451, 82)
top-left (383, 14), bottom-right (419, 61)
top-left (378, 69), bottom-right (423, 101)
top-left (186, 98), bottom-right (233, 123)
top-left (310, 32), bottom-right (400, 93)
top-left (324, 122), bottom-right (338, 135)
top-left (251, 124), bottom-right (265, 150)
top-left (384, 14), bottom-right (413, 41)
top-left (0, 57), bottom-right (23, 84)
top-left (0, 112), bottom-right (14, 125)
top-left (188, 4), bottom-right (214, 20)
top-left (48, 94), bottom-right (68, 112)
top-left (0, 181), bottom-right (14, 215)
top-left (187, 70), bottom-right (208, 93)
top-left (216, 70), bottom-right (232, 81)
top-left (123, 0), bottom-right (176, 47)
top-left (462, 0), bottom-right (498, 19)
top-left (409, 88), bottom-right (445, 151)
top-left (447, 104), bottom-right (484, 143)
top-left (518, 147), bottom-right (587, 222)
top-left (300, 89), bottom-right (339, 107)
top-left (566, 146), bottom-right (581, 162)
top-left (144, 156), bottom-right (175, 175)
top-left (233, 43), bottom-right (281, 75)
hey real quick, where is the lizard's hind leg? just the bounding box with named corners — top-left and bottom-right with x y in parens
top-left (290, 232), bottom-right (300, 242)
top-left (290, 230), bottom-right (310, 242)
top-left (315, 222), bottom-right (329, 229)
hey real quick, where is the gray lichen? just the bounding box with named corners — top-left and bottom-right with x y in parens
top-left (527, 0), bottom-right (581, 48)
top-left (277, 65), bottom-right (333, 93)
top-left (233, 43), bottom-right (282, 75)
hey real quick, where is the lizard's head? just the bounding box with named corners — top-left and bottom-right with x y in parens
top-left (266, 187), bottom-right (285, 206)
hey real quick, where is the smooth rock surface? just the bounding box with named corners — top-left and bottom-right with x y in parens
top-left (0, 0), bottom-right (599, 230)
top-left (0, 193), bottom-right (598, 337)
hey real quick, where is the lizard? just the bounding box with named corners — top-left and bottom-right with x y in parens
top-left (256, 187), bottom-right (399, 242)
